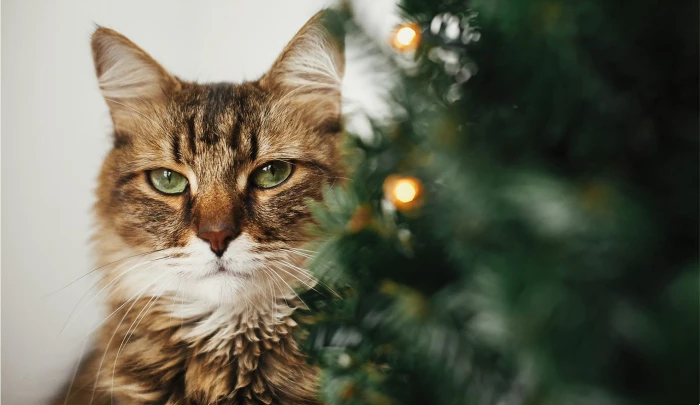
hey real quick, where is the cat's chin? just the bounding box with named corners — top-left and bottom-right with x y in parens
top-left (187, 272), bottom-right (262, 309)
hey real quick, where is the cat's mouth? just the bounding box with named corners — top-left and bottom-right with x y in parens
top-left (213, 265), bottom-right (252, 280)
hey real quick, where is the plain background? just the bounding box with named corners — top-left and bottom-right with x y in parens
top-left (1, 1), bottom-right (397, 403)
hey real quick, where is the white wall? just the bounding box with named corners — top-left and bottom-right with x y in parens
top-left (1, 1), bottom-right (397, 403)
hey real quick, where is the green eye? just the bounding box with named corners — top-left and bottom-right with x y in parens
top-left (148, 168), bottom-right (188, 194)
top-left (252, 161), bottom-right (293, 189)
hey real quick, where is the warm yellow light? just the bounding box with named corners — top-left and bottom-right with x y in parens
top-left (383, 175), bottom-right (424, 211)
top-left (395, 26), bottom-right (417, 47)
top-left (393, 179), bottom-right (418, 203)
top-left (391, 23), bottom-right (421, 52)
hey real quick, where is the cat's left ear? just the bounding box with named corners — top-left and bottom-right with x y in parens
top-left (262, 10), bottom-right (345, 128)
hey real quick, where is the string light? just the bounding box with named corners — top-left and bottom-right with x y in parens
top-left (394, 179), bottom-right (418, 203)
top-left (384, 175), bottom-right (424, 211)
top-left (391, 23), bottom-right (421, 52)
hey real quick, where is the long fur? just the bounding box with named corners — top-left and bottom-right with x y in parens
top-left (53, 10), bottom-right (344, 405)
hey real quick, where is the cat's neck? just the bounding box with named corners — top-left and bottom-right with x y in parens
top-left (136, 294), bottom-right (300, 347)
top-left (82, 295), bottom-right (318, 404)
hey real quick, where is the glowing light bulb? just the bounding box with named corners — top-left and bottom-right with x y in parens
top-left (396, 26), bottom-right (417, 46)
top-left (383, 175), bottom-right (424, 211)
top-left (393, 179), bottom-right (418, 203)
top-left (392, 23), bottom-right (421, 52)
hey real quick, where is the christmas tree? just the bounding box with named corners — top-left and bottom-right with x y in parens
top-left (298, 1), bottom-right (698, 404)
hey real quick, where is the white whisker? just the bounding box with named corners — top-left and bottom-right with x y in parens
top-left (271, 261), bottom-right (323, 297)
top-left (261, 267), bottom-right (291, 311)
top-left (170, 278), bottom-right (183, 327)
top-left (279, 250), bottom-right (341, 298)
top-left (33, 256), bottom-right (171, 377)
top-left (59, 255), bottom-right (171, 340)
top-left (111, 274), bottom-right (178, 403)
top-left (286, 247), bottom-right (320, 254)
top-left (89, 269), bottom-right (172, 405)
top-left (262, 265), bottom-right (308, 310)
top-left (70, 260), bottom-right (170, 348)
top-left (62, 335), bottom-right (89, 405)
top-left (262, 269), bottom-right (278, 325)
top-left (42, 248), bottom-right (170, 299)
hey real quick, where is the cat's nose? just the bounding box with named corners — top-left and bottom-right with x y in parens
top-left (197, 226), bottom-right (236, 257)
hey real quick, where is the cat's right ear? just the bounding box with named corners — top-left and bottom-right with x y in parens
top-left (91, 27), bottom-right (179, 120)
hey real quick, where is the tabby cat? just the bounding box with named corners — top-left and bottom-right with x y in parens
top-left (54, 11), bottom-right (344, 405)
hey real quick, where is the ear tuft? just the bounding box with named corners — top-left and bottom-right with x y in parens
top-left (91, 27), bottom-right (179, 103)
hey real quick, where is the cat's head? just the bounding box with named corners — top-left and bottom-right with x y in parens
top-left (91, 12), bottom-right (344, 310)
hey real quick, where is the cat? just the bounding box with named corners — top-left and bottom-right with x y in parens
top-left (54, 10), bottom-right (344, 405)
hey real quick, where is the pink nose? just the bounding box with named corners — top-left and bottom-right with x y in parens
top-left (197, 227), bottom-right (235, 257)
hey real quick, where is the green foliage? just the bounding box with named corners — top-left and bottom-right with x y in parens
top-left (298, 2), bottom-right (698, 404)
